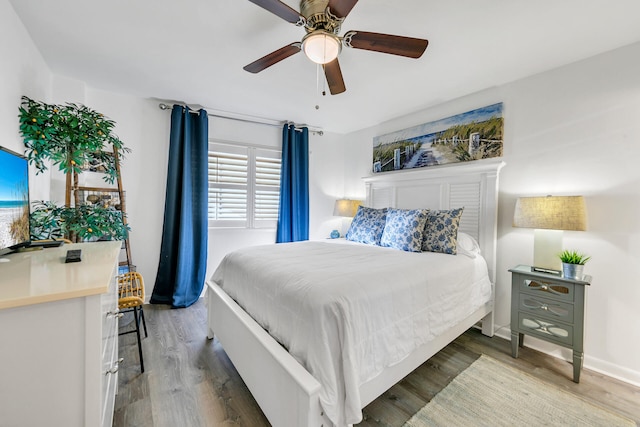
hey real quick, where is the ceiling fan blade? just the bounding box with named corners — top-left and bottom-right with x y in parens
top-left (247, 0), bottom-right (305, 25)
top-left (323, 59), bottom-right (346, 95)
top-left (243, 43), bottom-right (301, 73)
top-left (344, 31), bottom-right (428, 58)
top-left (327, 0), bottom-right (359, 19)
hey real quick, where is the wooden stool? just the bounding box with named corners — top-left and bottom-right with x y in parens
top-left (118, 272), bottom-right (148, 373)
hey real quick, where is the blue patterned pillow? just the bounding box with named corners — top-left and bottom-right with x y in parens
top-left (345, 206), bottom-right (388, 245)
top-left (380, 208), bottom-right (429, 252)
top-left (422, 207), bottom-right (464, 255)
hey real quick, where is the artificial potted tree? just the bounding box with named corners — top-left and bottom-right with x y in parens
top-left (558, 249), bottom-right (591, 280)
top-left (30, 200), bottom-right (130, 242)
top-left (19, 96), bottom-right (131, 242)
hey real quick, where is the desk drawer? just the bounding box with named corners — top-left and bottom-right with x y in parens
top-left (519, 277), bottom-right (574, 302)
top-left (518, 313), bottom-right (573, 346)
top-left (519, 294), bottom-right (574, 323)
top-left (102, 331), bottom-right (118, 427)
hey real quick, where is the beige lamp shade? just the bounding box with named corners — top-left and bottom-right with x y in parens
top-left (513, 195), bottom-right (587, 272)
top-left (333, 199), bottom-right (361, 217)
top-left (513, 196), bottom-right (587, 231)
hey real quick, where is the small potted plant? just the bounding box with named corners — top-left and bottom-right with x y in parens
top-left (558, 249), bottom-right (591, 280)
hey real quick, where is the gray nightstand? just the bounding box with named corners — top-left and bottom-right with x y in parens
top-left (509, 265), bottom-right (591, 383)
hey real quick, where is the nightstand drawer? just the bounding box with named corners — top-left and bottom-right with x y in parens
top-left (519, 294), bottom-right (574, 323)
top-left (518, 313), bottom-right (573, 346)
top-left (520, 277), bottom-right (574, 302)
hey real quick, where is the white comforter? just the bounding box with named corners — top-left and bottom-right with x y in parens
top-left (211, 240), bottom-right (492, 426)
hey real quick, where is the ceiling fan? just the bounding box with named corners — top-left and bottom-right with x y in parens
top-left (244, 0), bottom-right (429, 95)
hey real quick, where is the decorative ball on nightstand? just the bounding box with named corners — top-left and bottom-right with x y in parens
top-left (330, 229), bottom-right (340, 239)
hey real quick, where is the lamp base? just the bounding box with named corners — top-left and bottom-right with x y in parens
top-left (533, 229), bottom-right (562, 272)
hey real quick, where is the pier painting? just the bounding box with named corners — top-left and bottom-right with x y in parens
top-left (372, 103), bottom-right (503, 173)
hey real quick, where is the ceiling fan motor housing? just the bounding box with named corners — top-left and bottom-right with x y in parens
top-left (301, 0), bottom-right (342, 34)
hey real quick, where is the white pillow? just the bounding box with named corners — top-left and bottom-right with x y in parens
top-left (457, 232), bottom-right (481, 258)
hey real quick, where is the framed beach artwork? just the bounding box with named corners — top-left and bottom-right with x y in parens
top-left (372, 103), bottom-right (503, 173)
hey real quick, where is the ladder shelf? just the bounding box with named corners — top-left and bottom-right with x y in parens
top-left (66, 146), bottom-right (133, 271)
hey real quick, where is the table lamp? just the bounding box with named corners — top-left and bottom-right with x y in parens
top-left (332, 199), bottom-right (361, 238)
top-left (513, 195), bottom-right (587, 273)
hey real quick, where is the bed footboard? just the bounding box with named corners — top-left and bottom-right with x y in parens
top-left (207, 278), bottom-right (494, 427)
top-left (206, 280), bottom-right (331, 427)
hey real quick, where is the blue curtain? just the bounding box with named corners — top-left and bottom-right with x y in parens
top-left (150, 105), bottom-right (208, 308)
top-left (276, 124), bottom-right (309, 243)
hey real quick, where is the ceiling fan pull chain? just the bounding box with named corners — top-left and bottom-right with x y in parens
top-left (314, 64), bottom-right (324, 110)
top-left (315, 64), bottom-right (321, 109)
top-left (322, 63), bottom-right (327, 96)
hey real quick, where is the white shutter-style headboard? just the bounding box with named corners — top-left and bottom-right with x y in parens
top-left (363, 159), bottom-right (505, 284)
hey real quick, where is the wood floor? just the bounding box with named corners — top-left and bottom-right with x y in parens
top-left (114, 299), bottom-right (640, 427)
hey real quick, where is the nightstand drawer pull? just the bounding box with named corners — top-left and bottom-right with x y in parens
top-left (525, 280), bottom-right (568, 294)
top-left (522, 317), bottom-right (570, 338)
top-left (523, 279), bottom-right (574, 301)
top-left (519, 314), bottom-right (573, 346)
top-left (521, 296), bottom-right (571, 319)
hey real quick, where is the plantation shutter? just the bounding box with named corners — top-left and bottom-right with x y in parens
top-left (208, 143), bottom-right (248, 227)
top-left (254, 148), bottom-right (281, 227)
top-left (208, 142), bottom-right (281, 228)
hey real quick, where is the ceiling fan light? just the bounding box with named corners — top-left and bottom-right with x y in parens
top-left (302, 32), bottom-right (341, 64)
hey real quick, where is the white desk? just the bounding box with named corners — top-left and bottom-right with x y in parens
top-left (0, 241), bottom-right (121, 427)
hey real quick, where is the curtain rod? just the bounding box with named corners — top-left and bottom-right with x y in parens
top-left (158, 103), bottom-right (324, 136)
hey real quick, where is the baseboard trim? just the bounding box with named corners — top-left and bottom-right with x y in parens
top-left (494, 328), bottom-right (640, 388)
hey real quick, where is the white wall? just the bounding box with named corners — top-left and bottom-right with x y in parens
top-left (0, 0), bottom-right (51, 201)
top-left (343, 41), bottom-right (640, 386)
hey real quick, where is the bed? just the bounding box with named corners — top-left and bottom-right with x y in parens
top-left (206, 159), bottom-right (504, 427)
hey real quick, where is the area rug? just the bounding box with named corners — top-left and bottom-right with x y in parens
top-left (403, 355), bottom-right (635, 427)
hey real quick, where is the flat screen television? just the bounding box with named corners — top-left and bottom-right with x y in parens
top-left (0, 146), bottom-right (30, 256)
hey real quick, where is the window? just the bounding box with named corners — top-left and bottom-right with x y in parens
top-left (208, 142), bottom-right (281, 228)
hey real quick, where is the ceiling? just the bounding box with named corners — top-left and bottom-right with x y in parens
top-left (9, 0), bottom-right (640, 134)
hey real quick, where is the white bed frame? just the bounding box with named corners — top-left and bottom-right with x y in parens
top-left (206, 159), bottom-right (505, 427)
